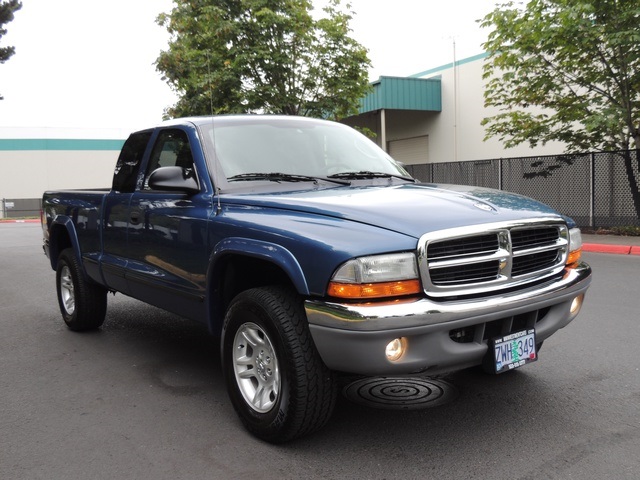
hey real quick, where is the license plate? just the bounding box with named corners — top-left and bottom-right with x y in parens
top-left (492, 329), bottom-right (537, 374)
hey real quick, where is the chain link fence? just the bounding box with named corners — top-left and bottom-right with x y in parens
top-left (404, 150), bottom-right (640, 228)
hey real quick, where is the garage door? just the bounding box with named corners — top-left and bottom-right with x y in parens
top-left (388, 135), bottom-right (429, 165)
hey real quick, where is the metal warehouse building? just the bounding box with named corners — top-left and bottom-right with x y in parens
top-left (343, 53), bottom-right (564, 167)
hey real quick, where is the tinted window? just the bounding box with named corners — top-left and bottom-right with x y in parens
top-left (112, 130), bottom-right (152, 193)
top-left (144, 129), bottom-right (195, 190)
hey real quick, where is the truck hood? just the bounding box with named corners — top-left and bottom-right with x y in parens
top-left (224, 183), bottom-right (565, 239)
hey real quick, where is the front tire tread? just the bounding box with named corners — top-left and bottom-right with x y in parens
top-left (222, 286), bottom-right (336, 442)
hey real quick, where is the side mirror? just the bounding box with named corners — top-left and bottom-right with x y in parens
top-left (148, 166), bottom-right (199, 194)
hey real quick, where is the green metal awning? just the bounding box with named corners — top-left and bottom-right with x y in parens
top-left (358, 76), bottom-right (442, 114)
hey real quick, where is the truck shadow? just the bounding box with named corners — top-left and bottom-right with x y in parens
top-left (100, 294), bottom-right (223, 399)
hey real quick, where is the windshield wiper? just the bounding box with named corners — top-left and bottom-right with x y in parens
top-left (327, 171), bottom-right (416, 182)
top-left (227, 172), bottom-right (350, 185)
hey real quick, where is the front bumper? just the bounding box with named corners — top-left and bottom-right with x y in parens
top-left (305, 262), bottom-right (592, 375)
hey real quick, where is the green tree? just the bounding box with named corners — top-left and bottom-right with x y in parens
top-left (0, 0), bottom-right (22, 100)
top-left (480, 0), bottom-right (640, 218)
top-left (481, 0), bottom-right (640, 152)
top-left (156, 0), bottom-right (371, 120)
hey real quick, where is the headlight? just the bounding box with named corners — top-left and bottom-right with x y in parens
top-left (567, 227), bottom-right (583, 266)
top-left (328, 252), bottom-right (421, 299)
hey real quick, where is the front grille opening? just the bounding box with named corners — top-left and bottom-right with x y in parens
top-left (422, 222), bottom-right (566, 297)
top-left (512, 250), bottom-right (560, 276)
top-left (449, 307), bottom-right (551, 344)
top-left (511, 227), bottom-right (559, 250)
top-left (430, 260), bottom-right (500, 285)
top-left (428, 234), bottom-right (498, 260)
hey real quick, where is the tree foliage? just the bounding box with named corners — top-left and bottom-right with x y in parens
top-left (0, 0), bottom-right (22, 100)
top-left (481, 0), bottom-right (640, 153)
top-left (156, 0), bottom-right (371, 120)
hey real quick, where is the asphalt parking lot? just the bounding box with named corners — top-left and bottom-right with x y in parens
top-left (1, 223), bottom-right (639, 479)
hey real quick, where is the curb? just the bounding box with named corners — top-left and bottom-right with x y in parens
top-left (0, 219), bottom-right (40, 224)
top-left (583, 243), bottom-right (640, 256)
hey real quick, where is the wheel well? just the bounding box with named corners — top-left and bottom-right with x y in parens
top-left (210, 255), bottom-right (296, 336)
top-left (49, 224), bottom-right (72, 269)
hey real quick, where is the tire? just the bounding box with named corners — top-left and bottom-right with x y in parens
top-left (221, 286), bottom-right (337, 443)
top-left (56, 248), bottom-right (107, 331)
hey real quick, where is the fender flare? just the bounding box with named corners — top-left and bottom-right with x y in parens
top-left (47, 215), bottom-right (81, 271)
top-left (206, 237), bottom-right (310, 332)
top-left (209, 237), bottom-right (309, 295)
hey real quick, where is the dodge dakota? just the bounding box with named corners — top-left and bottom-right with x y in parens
top-left (42, 115), bottom-right (592, 442)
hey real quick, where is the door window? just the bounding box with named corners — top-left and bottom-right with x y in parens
top-left (144, 129), bottom-right (195, 190)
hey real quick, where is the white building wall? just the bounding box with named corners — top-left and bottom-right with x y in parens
top-left (1, 150), bottom-right (118, 199)
top-left (0, 127), bottom-right (127, 202)
top-left (417, 56), bottom-right (566, 163)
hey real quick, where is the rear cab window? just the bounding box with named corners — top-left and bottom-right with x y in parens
top-left (112, 130), bottom-right (153, 193)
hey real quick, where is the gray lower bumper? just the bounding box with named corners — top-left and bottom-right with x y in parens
top-left (305, 262), bottom-right (591, 376)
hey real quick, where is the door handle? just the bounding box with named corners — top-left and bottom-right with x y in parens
top-left (130, 210), bottom-right (141, 225)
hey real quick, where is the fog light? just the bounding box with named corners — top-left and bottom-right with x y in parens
top-left (385, 337), bottom-right (407, 362)
top-left (570, 294), bottom-right (584, 315)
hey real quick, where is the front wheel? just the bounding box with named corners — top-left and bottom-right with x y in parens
top-left (221, 286), bottom-right (337, 443)
top-left (56, 248), bottom-right (107, 331)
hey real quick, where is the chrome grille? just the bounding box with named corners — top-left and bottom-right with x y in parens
top-left (511, 227), bottom-right (559, 249)
top-left (418, 219), bottom-right (569, 297)
top-left (428, 259), bottom-right (500, 285)
top-left (511, 226), bottom-right (563, 276)
top-left (427, 234), bottom-right (498, 260)
top-left (512, 249), bottom-right (559, 276)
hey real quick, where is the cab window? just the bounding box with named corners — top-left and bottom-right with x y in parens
top-left (112, 130), bottom-right (152, 193)
top-left (144, 129), bottom-right (195, 190)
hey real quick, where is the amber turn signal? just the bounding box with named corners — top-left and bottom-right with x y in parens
top-left (327, 279), bottom-right (421, 300)
top-left (566, 248), bottom-right (582, 267)
top-left (566, 228), bottom-right (583, 267)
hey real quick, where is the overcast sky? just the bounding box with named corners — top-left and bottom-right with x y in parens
top-left (0, 0), bottom-right (495, 133)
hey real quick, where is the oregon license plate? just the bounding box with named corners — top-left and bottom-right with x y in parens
top-left (492, 329), bottom-right (537, 374)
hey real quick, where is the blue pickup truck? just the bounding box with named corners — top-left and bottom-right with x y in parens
top-left (42, 115), bottom-right (592, 442)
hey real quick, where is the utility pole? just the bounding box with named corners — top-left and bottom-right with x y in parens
top-left (452, 37), bottom-right (458, 162)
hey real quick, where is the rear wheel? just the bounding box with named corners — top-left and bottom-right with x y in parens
top-left (221, 286), bottom-right (337, 443)
top-left (56, 248), bottom-right (107, 331)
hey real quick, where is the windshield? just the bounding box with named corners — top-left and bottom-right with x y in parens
top-left (198, 117), bottom-right (411, 184)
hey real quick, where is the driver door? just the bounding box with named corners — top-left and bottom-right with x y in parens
top-left (126, 127), bottom-right (212, 321)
